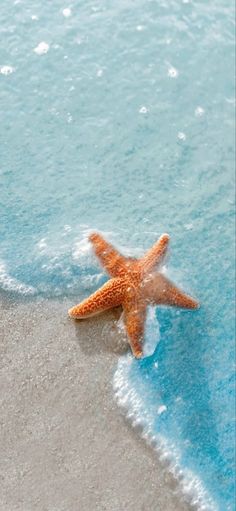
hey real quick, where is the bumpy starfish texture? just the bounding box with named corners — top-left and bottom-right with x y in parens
top-left (68, 233), bottom-right (199, 358)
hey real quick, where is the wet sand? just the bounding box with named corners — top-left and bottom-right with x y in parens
top-left (0, 296), bottom-right (191, 511)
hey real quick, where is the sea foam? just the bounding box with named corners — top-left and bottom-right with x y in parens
top-left (114, 353), bottom-right (218, 511)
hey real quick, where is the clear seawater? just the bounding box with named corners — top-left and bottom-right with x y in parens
top-left (0, 1), bottom-right (235, 509)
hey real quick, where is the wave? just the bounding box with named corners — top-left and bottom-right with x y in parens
top-left (0, 228), bottom-right (145, 298)
top-left (113, 353), bottom-right (218, 511)
top-left (0, 228), bottom-right (105, 297)
top-left (0, 260), bottom-right (36, 295)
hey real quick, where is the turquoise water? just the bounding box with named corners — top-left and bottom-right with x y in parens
top-left (0, 1), bottom-right (235, 509)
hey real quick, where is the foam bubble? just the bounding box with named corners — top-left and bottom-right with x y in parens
top-left (139, 106), bottom-right (148, 114)
top-left (178, 131), bottom-right (186, 141)
top-left (157, 404), bottom-right (167, 415)
top-left (63, 224), bottom-right (72, 233)
top-left (37, 238), bottom-right (48, 253)
top-left (143, 306), bottom-right (160, 357)
top-left (0, 65), bottom-right (14, 75)
top-left (168, 66), bottom-right (179, 78)
top-left (34, 42), bottom-right (50, 55)
top-left (195, 106), bottom-right (205, 117)
top-left (184, 223), bottom-right (193, 230)
top-left (62, 7), bottom-right (72, 17)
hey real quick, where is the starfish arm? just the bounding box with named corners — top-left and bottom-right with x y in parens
top-left (68, 277), bottom-right (126, 319)
top-left (89, 232), bottom-right (129, 278)
top-left (123, 302), bottom-right (147, 358)
top-left (145, 273), bottom-right (199, 309)
top-left (140, 234), bottom-right (170, 274)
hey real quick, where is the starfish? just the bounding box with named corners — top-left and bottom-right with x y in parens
top-left (68, 232), bottom-right (199, 358)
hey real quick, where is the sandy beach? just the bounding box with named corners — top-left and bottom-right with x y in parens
top-left (0, 295), bottom-right (191, 511)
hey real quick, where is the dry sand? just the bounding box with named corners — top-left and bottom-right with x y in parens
top-left (0, 296), bottom-right (191, 511)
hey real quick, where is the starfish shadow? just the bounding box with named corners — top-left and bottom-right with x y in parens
top-left (72, 307), bottom-right (129, 356)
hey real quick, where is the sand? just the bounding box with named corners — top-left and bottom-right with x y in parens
top-left (0, 296), bottom-right (191, 511)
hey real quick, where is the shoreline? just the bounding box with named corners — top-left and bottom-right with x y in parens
top-left (0, 295), bottom-right (191, 511)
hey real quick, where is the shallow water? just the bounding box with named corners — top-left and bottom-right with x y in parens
top-left (0, 1), bottom-right (235, 510)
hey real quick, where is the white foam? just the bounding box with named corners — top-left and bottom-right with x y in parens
top-left (63, 224), bottom-right (72, 233)
top-left (178, 131), bottom-right (186, 141)
top-left (72, 233), bottom-right (94, 261)
top-left (195, 106), bottom-right (205, 117)
top-left (184, 223), bottom-right (194, 231)
top-left (34, 42), bottom-right (49, 55)
top-left (113, 355), bottom-right (218, 511)
top-left (167, 65), bottom-right (179, 78)
top-left (37, 238), bottom-right (48, 253)
top-left (139, 106), bottom-right (148, 114)
top-left (157, 404), bottom-right (167, 415)
top-left (143, 306), bottom-right (160, 357)
top-left (0, 65), bottom-right (14, 75)
top-left (62, 7), bottom-right (72, 18)
top-left (0, 261), bottom-right (35, 295)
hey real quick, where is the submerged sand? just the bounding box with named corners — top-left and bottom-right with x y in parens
top-left (0, 296), bottom-right (191, 511)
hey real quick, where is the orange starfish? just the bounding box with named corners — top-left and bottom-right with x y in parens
top-left (68, 233), bottom-right (199, 358)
